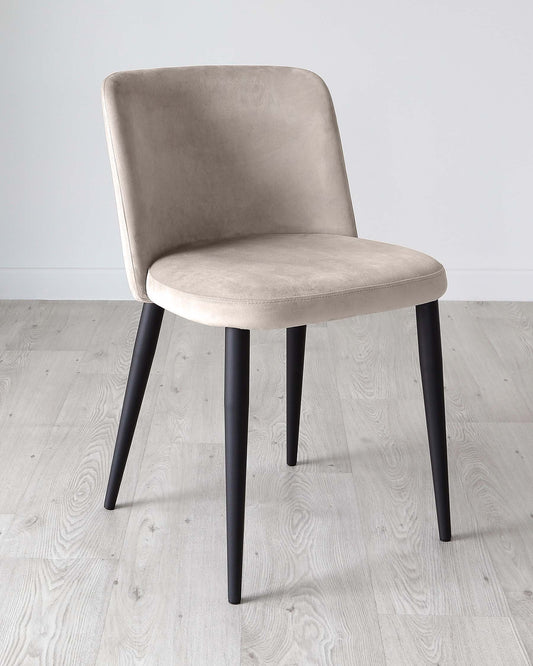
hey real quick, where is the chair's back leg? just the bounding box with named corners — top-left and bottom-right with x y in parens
top-left (224, 327), bottom-right (250, 604)
top-left (104, 303), bottom-right (164, 510)
top-left (415, 300), bottom-right (451, 542)
top-left (286, 325), bottom-right (307, 466)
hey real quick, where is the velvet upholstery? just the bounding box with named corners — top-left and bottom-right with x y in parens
top-left (103, 66), bottom-right (447, 328)
top-left (147, 234), bottom-right (446, 329)
top-left (102, 66), bottom-right (356, 301)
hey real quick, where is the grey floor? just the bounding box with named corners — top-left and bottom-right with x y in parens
top-left (0, 300), bottom-right (532, 665)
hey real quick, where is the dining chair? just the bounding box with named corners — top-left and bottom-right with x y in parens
top-left (102, 65), bottom-right (451, 605)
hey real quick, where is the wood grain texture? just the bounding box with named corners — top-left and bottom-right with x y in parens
top-left (0, 424), bottom-right (137, 560)
top-left (0, 302), bottom-right (173, 561)
top-left (1, 301), bottom-right (102, 352)
top-left (0, 557), bottom-right (117, 666)
top-left (0, 424), bottom-right (53, 513)
top-left (241, 470), bottom-right (385, 665)
top-left (95, 421), bottom-right (240, 666)
top-left (248, 325), bottom-right (352, 474)
top-left (450, 421), bottom-right (533, 658)
top-left (440, 304), bottom-right (533, 422)
top-left (0, 349), bottom-right (81, 426)
top-left (337, 397), bottom-right (511, 618)
top-left (0, 300), bottom-right (531, 664)
top-left (379, 614), bottom-right (530, 665)
top-left (151, 315), bottom-right (225, 444)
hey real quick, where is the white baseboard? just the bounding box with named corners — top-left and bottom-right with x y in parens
top-left (0, 267), bottom-right (532, 301)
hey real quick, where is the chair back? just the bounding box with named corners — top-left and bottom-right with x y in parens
top-left (103, 66), bottom-right (356, 300)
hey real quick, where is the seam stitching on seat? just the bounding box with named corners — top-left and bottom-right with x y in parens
top-left (147, 267), bottom-right (446, 306)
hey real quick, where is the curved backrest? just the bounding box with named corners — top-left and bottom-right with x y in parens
top-left (102, 66), bottom-right (357, 301)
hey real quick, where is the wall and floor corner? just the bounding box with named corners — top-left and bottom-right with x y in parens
top-left (1, 0), bottom-right (532, 302)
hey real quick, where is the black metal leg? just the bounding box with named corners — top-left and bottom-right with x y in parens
top-left (224, 327), bottom-right (250, 604)
top-left (416, 300), bottom-right (451, 542)
top-left (104, 303), bottom-right (164, 510)
top-left (287, 325), bottom-right (306, 466)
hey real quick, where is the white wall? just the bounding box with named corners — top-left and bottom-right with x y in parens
top-left (1, 0), bottom-right (532, 300)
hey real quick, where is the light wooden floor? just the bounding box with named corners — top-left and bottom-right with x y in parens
top-left (0, 301), bottom-right (532, 665)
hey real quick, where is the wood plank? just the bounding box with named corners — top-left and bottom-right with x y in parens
top-left (378, 614), bottom-right (529, 665)
top-left (96, 420), bottom-right (241, 666)
top-left (450, 421), bottom-right (533, 661)
top-left (1, 300), bottom-right (101, 352)
top-left (440, 303), bottom-right (533, 422)
top-left (0, 557), bottom-right (116, 666)
top-left (79, 301), bottom-right (174, 376)
top-left (0, 308), bottom-right (172, 559)
top-left (248, 324), bottom-right (352, 474)
top-left (0, 301), bottom-right (31, 351)
top-left (337, 396), bottom-right (510, 617)
top-left (327, 309), bottom-right (421, 402)
top-left (0, 424), bottom-right (53, 512)
top-left (0, 424), bottom-right (139, 560)
top-left (0, 350), bottom-right (80, 425)
top-left (241, 470), bottom-right (385, 665)
top-left (468, 301), bottom-right (533, 409)
top-left (151, 316), bottom-right (225, 444)
top-left (329, 306), bottom-right (514, 616)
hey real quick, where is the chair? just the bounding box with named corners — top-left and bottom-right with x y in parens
top-left (102, 66), bottom-right (450, 605)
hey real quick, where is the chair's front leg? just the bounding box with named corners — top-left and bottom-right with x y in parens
top-left (224, 327), bottom-right (250, 604)
top-left (287, 325), bottom-right (306, 466)
top-left (104, 302), bottom-right (164, 510)
top-left (415, 300), bottom-right (451, 542)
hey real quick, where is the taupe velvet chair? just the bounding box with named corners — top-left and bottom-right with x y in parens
top-left (102, 66), bottom-right (451, 605)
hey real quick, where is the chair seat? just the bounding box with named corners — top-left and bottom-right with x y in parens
top-left (146, 233), bottom-right (447, 329)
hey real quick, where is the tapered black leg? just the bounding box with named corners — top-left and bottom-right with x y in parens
top-left (416, 300), bottom-right (451, 542)
top-left (104, 303), bottom-right (164, 510)
top-left (224, 327), bottom-right (250, 604)
top-left (287, 325), bottom-right (306, 466)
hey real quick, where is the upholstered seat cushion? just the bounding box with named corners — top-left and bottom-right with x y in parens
top-left (146, 233), bottom-right (446, 330)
